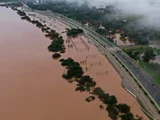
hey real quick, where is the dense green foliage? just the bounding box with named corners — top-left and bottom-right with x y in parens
top-left (52, 53), bottom-right (61, 59)
top-left (16, 9), bottom-right (45, 29)
top-left (85, 96), bottom-right (95, 102)
top-left (124, 46), bottom-right (158, 62)
top-left (123, 46), bottom-right (160, 84)
top-left (14, 9), bottom-right (66, 59)
top-left (107, 105), bottom-right (119, 120)
top-left (27, 2), bottom-right (160, 45)
top-left (21, 16), bottom-right (31, 21)
top-left (61, 58), bottom-right (84, 79)
top-left (92, 87), bottom-right (142, 120)
top-left (120, 112), bottom-right (134, 120)
top-left (48, 36), bottom-right (65, 52)
top-left (17, 10), bottom-right (26, 16)
top-left (93, 87), bottom-right (118, 106)
top-left (116, 103), bottom-right (130, 113)
top-left (77, 76), bottom-right (96, 91)
top-left (67, 28), bottom-right (84, 37)
top-left (143, 49), bottom-right (155, 62)
top-left (45, 29), bottom-right (59, 40)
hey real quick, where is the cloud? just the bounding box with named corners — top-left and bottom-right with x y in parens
top-left (45, 0), bottom-right (160, 29)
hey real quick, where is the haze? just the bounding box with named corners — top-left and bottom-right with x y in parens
top-left (46, 0), bottom-right (160, 29)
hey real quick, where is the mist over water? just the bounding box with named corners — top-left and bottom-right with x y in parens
top-left (46, 0), bottom-right (160, 29)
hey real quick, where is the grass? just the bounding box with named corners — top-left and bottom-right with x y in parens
top-left (120, 45), bottom-right (148, 50)
top-left (123, 45), bottom-right (160, 85)
top-left (139, 61), bottom-right (160, 85)
top-left (123, 45), bottom-right (160, 54)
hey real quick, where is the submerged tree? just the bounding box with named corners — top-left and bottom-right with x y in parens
top-left (52, 53), bottom-right (61, 59)
top-left (67, 28), bottom-right (84, 37)
top-left (116, 103), bottom-right (130, 113)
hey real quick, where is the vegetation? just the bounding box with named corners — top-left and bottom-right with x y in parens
top-left (123, 46), bottom-right (160, 84)
top-left (85, 96), bottom-right (95, 102)
top-left (67, 28), bottom-right (84, 37)
top-left (92, 87), bottom-right (143, 120)
top-left (15, 9), bottom-right (65, 59)
top-left (17, 10), bottom-right (26, 16)
top-left (107, 105), bottom-right (119, 120)
top-left (139, 61), bottom-right (160, 84)
top-left (116, 103), bottom-right (130, 113)
top-left (48, 36), bottom-right (65, 52)
top-left (120, 112), bottom-right (134, 120)
top-left (75, 86), bottom-right (85, 92)
top-left (143, 49), bottom-right (155, 62)
top-left (45, 29), bottom-right (59, 40)
top-left (21, 16), bottom-right (31, 22)
top-left (99, 105), bottom-right (104, 109)
top-left (15, 9), bottom-right (46, 29)
top-left (124, 46), bottom-right (158, 62)
top-left (52, 53), bottom-right (61, 59)
top-left (27, 2), bottom-right (160, 45)
top-left (77, 75), bottom-right (96, 91)
top-left (60, 58), bottom-right (84, 79)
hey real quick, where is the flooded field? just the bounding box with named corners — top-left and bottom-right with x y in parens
top-left (0, 7), bottom-right (148, 120)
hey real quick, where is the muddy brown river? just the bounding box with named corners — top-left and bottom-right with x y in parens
top-left (0, 7), bottom-right (148, 120)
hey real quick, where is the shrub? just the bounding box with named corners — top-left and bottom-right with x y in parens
top-left (75, 86), bottom-right (85, 92)
top-left (17, 10), bottom-right (26, 16)
top-left (48, 36), bottom-right (65, 52)
top-left (107, 105), bottom-right (119, 120)
top-left (106, 95), bottom-right (117, 106)
top-left (77, 76), bottom-right (96, 90)
top-left (61, 58), bottom-right (84, 79)
top-left (59, 59), bottom-right (65, 62)
top-left (93, 87), bottom-right (105, 96)
top-left (21, 16), bottom-right (31, 21)
top-left (52, 53), bottom-right (61, 59)
top-left (120, 112), bottom-right (134, 120)
top-left (99, 105), bottom-right (104, 109)
top-left (45, 29), bottom-right (59, 40)
top-left (85, 96), bottom-right (95, 102)
top-left (67, 28), bottom-right (84, 37)
top-left (116, 103), bottom-right (130, 113)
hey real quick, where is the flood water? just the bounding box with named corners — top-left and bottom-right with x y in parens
top-left (0, 7), bottom-right (110, 120)
top-left (0, 7), bottom-right (149, 120)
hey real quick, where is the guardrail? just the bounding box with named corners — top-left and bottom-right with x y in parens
top-left (110, 51), bottom-right (160, 111)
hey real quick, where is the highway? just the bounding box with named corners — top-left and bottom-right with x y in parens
top-left (25, 7), bottom-right (160, 119)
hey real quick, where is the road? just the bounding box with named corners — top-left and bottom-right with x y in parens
top-left (25, 8), bottom-right (160, 119)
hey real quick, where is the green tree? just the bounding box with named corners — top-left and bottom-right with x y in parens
top-left (107, 105), bottom-right (119, 120)
top-left (120, 112), bottom-right (134, 120)
top-left (143, 49), bottom-right (155, 62)
top-left (107, 95), bottom-right (117, 106)
top-left (117, 103), bottom-right (130, 113)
